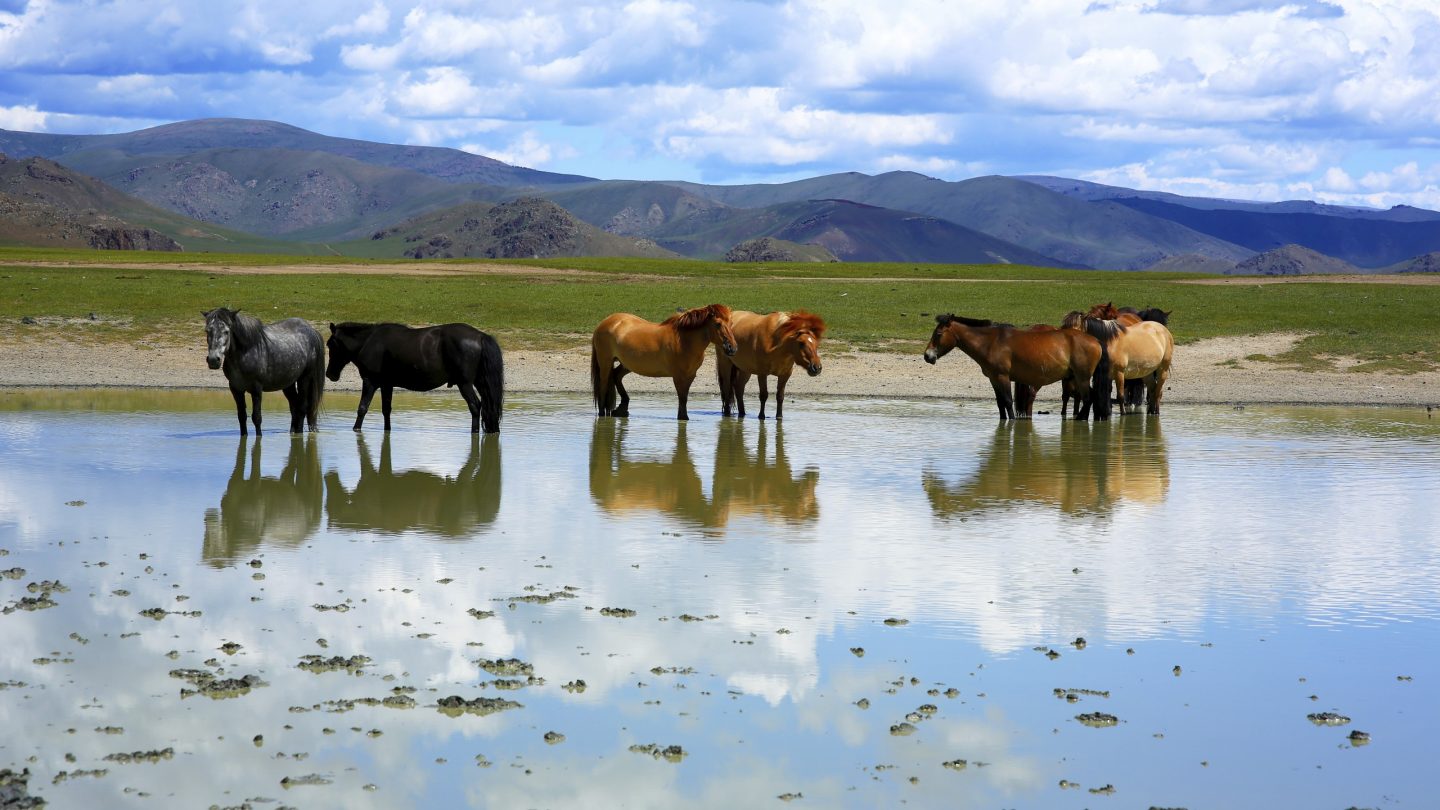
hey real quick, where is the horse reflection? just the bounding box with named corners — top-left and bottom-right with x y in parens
top-left (324, 433), bottom-right (501, 537)
top-left (588, 420), bottom-right (821, 529)
top-left (711, 421), bottom-right (820, 525)
top-left (589, 419), bottom-right (714, 526)
top-left (203, 435), bottom-right (322, 566)
top-left (923, 418), bottom-right (1168, 518)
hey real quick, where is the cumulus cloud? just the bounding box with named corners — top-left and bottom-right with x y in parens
top-left (0, 102), bottom-right (46, 130)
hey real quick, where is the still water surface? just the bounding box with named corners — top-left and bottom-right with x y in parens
top-left (1, 390), bottom-right (1437, 808)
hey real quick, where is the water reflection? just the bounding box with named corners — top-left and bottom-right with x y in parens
top-left (923, 416), bottom-right (1169, 518)
top-left (588, 420), bottom-right (820, 529)
top-left (202, 435), bottom-right (322, 566)
top-left (323, 433), bottom-right (501, 537)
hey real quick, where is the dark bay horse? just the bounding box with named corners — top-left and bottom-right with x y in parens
top-left (923, 315), bottom-right (1103, 420)
top-left (591, 304), bottom-right (737, 420)
top-left (717, 310), bottom-right (825, 420)
top-left (203, 307), bottom-right (325, 436)
top-left (326, 322), bottom-right (504, 433)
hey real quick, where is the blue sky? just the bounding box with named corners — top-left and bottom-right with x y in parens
top-left (2, 0), bottom-right (1439, 207)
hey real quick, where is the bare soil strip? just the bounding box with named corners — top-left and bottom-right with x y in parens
top-left (1178, 274), bottom-right (1440, 286)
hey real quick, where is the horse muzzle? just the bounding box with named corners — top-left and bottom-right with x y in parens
top-left (207, 356), bottom-right (222, 370)
top-left (807, 363), bottom-right (822, 377)
top-left (724, 343), bottom-right (737, 357)
top-left (923, 349), bottom-right (937, 365)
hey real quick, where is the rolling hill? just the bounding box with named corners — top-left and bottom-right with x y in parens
top-left (350, 198), bottom-right (679, 260)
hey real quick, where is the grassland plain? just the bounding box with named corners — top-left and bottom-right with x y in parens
top-left (1, 249), bottom-right (1437, 404)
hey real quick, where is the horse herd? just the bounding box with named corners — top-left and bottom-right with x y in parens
top-left (201, 300), bottom-right (1171, 436)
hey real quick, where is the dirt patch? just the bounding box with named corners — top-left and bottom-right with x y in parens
top-left (1178, 274), bottom-right (1440, 286)
top-left (0, 259), bottom-right (614, 278)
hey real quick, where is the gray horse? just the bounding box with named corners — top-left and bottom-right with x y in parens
top-left (203, 307), bottom-right (325, 435)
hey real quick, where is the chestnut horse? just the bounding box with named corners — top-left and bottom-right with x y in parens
top-left (1082, 303), bottom-right (1174, 415)
top-left (923, 315), bottom-right (1104, 420)
top-left (592, 304), bottom-right (737, 420)
top-left (716, 310), bottom-right (825, 420)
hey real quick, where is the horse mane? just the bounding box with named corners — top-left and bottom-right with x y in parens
top-left (1060, 310), bottom-right (1085, 330)
top-left (776, 311), bottom-right (826, 339)
top-left (664, 303), bottom-right (731, 330)
top-left (1082, 316), bottom-right (1127, 341)
top-left (1085, 302), bottom-right (1121, 320)
top-left (212, 307), bottom-right (268, 347)
top-left (935, 314), bottom-right (994, 328)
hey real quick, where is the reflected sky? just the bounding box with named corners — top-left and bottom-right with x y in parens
top-left (0, 391), bottom-right (1438, 808)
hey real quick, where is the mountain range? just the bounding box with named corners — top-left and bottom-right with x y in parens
top-left (3, 117), bottom-right (1439, 273)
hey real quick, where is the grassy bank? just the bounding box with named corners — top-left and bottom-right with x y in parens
top-left (2, 248), bottom-right (1436, 370)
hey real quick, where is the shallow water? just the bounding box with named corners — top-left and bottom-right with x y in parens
top-left (1, 389), bottom-right (1438, 808)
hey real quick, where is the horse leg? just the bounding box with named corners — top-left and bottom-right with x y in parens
top-left (1112, 369), bottom-right (1129, 416)
top-left (1149, 367), bottom-right (1169, 415)
top-left (757, 375), bottom-right (769, 420)
top-left (673, 375), bottom-right (693, 421)
top-left (230, 386), bottom-right (248, 436)
top-left (354, 379), bottom-right (377, 431)
top-left (611, 366), bottom-right (631, 418)
top-left (381, 385), bottom-right (394, 431)
top-left (734, 370), bottom-right (751, 419)
top-left (990, 377), bottom-right (1013, 420)
top-left (458, 380), bottom-right (482, 433)
top-left (774, 375), bottom-right (790, 420)
top-left (718, 357), bottom-right (734, 417)
top-left (282, 384), bottom-right (302, 434)
top-left (250, 389), bottom-right (263, 436)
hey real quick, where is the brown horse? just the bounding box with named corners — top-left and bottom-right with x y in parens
top-left (592, 304), bottom-right (737, 420)
top-left (1082, 303), bottom-right (1174, 415)
top-left (716, 310), bottom-right (825, 420)
top-left (923, 315), bottom-right (1103, 420)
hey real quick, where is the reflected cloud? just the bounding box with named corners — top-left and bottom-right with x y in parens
top-left (202, 436), bottom-right (322, 566)
top-left (923, 417), bottom-right (1169, 518)
top-left (588, 420), bottom-right (821, 530)
top-left (324, 433), bottom-right (501, 537)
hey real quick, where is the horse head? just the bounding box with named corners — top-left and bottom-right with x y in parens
top-left (924, 314), bottom-right (967, 364)
top-left (1085, 301), bottom-right (1120, 320)
top-left (671, 304), bottom-right (736, 356)
top-left (202, 307), bottom-right (238, 369)
top-left (779, 312), bottom-right (826, 377)
top-left (325, 322), bottom-right (365, 382)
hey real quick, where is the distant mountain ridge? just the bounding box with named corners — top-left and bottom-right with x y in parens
top-left (2, 117), bottom-right (1440, 270)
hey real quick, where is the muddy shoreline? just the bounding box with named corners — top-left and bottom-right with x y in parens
top-left (1, 332), bottom-right (1437, 407)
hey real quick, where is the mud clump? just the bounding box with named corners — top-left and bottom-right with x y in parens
top-left (103, 747), bottom-right (174, 764)
top-left (476, 658), bottom-right (534, 677)
top-left (1076, 712), bottom-right (1119, 728)
top-left (466, 608), bottom-right (495, 620)
top-left (311, 603), bottom-right (351, 613)
top-left (0, 768), bottom-right (44, 809)
top-left (435, 695), bottom-right (522, 718)
top-left (1348, 730), bottom-right (1371, 745)
top-left (649, 666), bottom-right (697, 676)
top-left (170, 669), bottom-right (264, 699)
top-left (889, 723), bottom-right (917, 736)
top-left (630, 743), bottom-right (687, 762)
top-left (562, 680), bottom-right (587, 693)
top-left (0, 567), bottom-right (23, 580)
top-left (883, 618), bottom-right (909, 626)
top-left (778, 792), bottom-right (803, 801)
top-left (1089, 784), bottom-right (1115, 795)
top-left (297, 655), bottom-right (371, 674)
top-left (50, 769), bottom-right (106, 785)
top-left (1307, 712), bottom-right (1351, 726)
top-left (3, 594), bottom-right (58, 614)
top-left (280, 773), bottom-right (332, 789)
top-left (500, 587), bottom-right (578, 605)
top-left (543, 731), bottom-right (566, 745)
top-left (600, 607), bottom-right (636, 618)
top-left (942, 759), bottom-right (967, 771)
top-left (138, 607), bottom-right (202, 620)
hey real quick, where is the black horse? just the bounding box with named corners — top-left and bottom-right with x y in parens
top-left (325, 322), bottom-right (504, 433)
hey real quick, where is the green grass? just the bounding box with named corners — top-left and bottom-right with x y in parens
top-left (2, 247), bottom-right (1436, 370)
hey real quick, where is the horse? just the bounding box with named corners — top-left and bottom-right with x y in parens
top-left (325, 432), bottom-right (500, 537)
top-left (923, 314), bottom-right (1103, 420)
top-left (203, 307), bottom-right (325, 436)
top-left (591, 304), bottom-right (737, 420)
top-left (716, 310), bottom-right (825, 420)
top-left (202, 435), bottom-right (322, 566)
top-left (1082, 303), bottom-right (1174, 415)
top-left (325, 322), bottom-right (504, 434)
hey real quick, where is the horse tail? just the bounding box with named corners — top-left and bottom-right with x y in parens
top-left (306, 329), bottom-right (325, 430)
top-left (476, 332), bottom-right (504, 434)
top-left (1090, 337), bottom-right (1111, 421)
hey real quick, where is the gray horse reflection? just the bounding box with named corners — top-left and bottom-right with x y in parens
top-left (923, 417), bottom-right (1169, 518)
top-left (324, 433), bottom-right (501, 537)
top-left (203, 435), bottom-right (322, 566)
top-left (588, 419), bottom-right (819, 529)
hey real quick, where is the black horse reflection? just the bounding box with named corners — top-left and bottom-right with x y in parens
top-left (588, 419), bottom-right (819, 529)
top-left (923, 417), bottom-right (1169, 518)
top-left (203, 436), bottom-right (323, 566)
top-left (324, 433), bottom-right (501, 537)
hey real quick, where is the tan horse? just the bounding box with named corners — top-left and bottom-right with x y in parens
top-left (716, 310), bottom-right (826, 420)
top-left (1083, 303), bottom-right (1174, 415)
top-left (923, 314), bottom-right (1102, 420)
top-left (592, 304), bottom-right (737, 420)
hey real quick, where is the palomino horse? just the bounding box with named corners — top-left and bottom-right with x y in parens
top-left (592, 304), bottom-right (737, 420)
top-left (326, 322), bottom-right (504, 433)
top-left (716, 310), bottom-right (825, 420)
top-left (923, 315), bottom-right (1103, 420)
top-left (1082, 303), bottom-right (1174, 415)
top-left (203, 308), bottom-right (325, 436)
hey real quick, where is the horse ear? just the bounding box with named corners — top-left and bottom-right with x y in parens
top-left (329, 322), bottom-right (336, 332)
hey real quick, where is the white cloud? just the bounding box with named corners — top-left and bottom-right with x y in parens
top-left (0, 102), bottom-right (47, 131)
top-left (463, 130), bottom-right (576, 167)
top-left (323, 2), bottom-right (390, 39)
